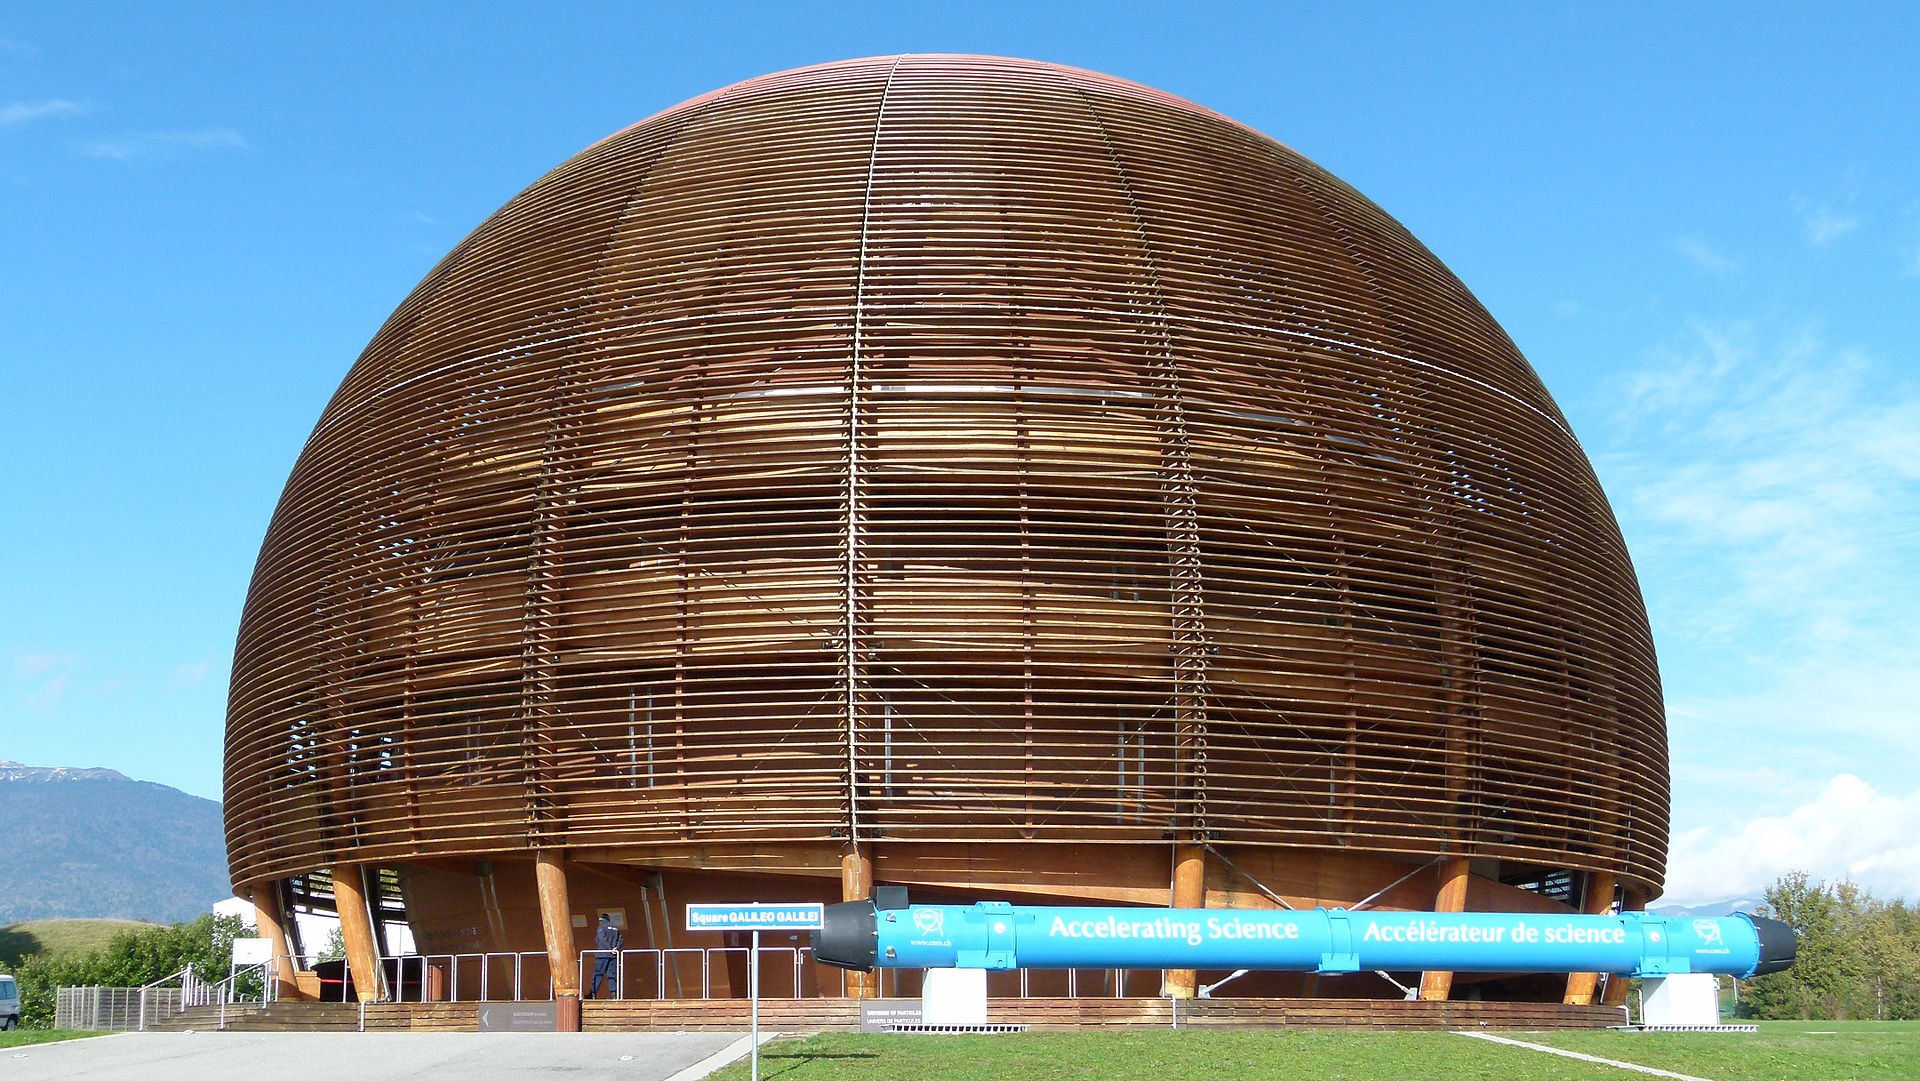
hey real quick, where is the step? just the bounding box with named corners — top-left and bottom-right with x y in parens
top-left (146, 1002), bottom-right (360, 1032)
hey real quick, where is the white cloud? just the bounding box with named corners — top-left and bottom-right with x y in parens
top-left (1609, 323), bottom-right (1919, 649)
top-left (12, 649), bottom-right (71, 679)
top-left (1664, 775), bottom-right (1920, 906)
top-left (1620, 320), bottom-right (1744, 419)
top-left (173, 660), bottom-right (212, 684)
top-left (1665, 650), bottom-right (1920, 827)
top-left (77, 127), bottom-right (248, 160)
top-left (1601, 323), bottom-right (1920, 902)
top-left (8, 649), bottom-right (79, 711)
top-left (0, 99), bottom-right (87, 126)
top-left (24, 674), bottom-right (70, 711)
top-left (1674, 236), bottom-right (1739, 275)
top-left (1793, 181), bottom-right (1863, 250)
top-left (1802, 205), bottom-right (1861, 247)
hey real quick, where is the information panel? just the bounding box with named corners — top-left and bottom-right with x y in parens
top-left (685, 902), bottom-right (825, 932)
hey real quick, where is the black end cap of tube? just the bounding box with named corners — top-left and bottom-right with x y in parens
top-left (873, 885), bottom-right (910, 911)
top-left (811, 900), bottom-right (878, 971)
top-left (1742, 913), bottom-right (1798, 976)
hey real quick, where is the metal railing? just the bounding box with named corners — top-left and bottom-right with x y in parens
top-left (576, 946), bottom-right (819, 1001)
top-left (135, 965), bottom-right (196, 1031)
top-left (383, 954), bottom-right (439, 1002)
top-left (205, 961), bottom-right (279, 1028)
top-left (344, 947), bottom-right (1161, 1004)
top-left (348, 951), bottom-right (553, 1002)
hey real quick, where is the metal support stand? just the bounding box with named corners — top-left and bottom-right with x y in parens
top-left (749, 930), bottom-right (761, 1081)
top-left (1199, 969), bottom-right (1248, 998)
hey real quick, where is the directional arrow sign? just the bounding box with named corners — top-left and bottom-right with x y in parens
top-left (686, 902), bottom-right (825, 932)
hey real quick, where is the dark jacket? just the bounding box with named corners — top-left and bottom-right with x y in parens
top-left (595, 922), bottom-right (623, 952)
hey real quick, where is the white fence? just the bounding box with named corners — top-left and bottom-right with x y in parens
top-left (55, 986), bottom-right (180, 1031)
top-left (55, 961), bottom-right (280, 1031)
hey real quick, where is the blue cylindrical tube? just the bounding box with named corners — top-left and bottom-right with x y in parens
top-left (818, 899), bottom-right (1794, 979)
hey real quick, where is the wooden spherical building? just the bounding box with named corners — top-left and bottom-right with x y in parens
top-left (226, 55), bottom-right (1666, 1006)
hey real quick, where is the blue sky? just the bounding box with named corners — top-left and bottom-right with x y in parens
top-left (3, 3), bottom-right (1915, 907)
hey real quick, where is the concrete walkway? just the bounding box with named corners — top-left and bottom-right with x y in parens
top-left (1, 1030), bottom-right (755, 1081)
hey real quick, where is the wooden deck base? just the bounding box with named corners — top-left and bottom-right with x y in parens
top-left (358, 997), bottom-right (1625, 1033)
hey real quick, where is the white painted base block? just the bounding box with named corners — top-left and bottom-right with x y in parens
top-left (922, 968), bottom-right (989, 1026)
top-left (1641, 973), bottom-right (1720, 1026)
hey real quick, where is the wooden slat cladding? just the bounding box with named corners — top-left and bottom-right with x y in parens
top-left (226, 55), bottom-right (1666, 896)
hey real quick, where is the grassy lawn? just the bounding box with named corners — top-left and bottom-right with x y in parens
top-left (712, 1030), bottom-right (1626, 1080)
top-left (0, 1029), bottom-right (102, 1049)
top-left (710, 1025), bottom-right (1920, 1081)
top-left (0, 918), bottom-right (158, 965)
top-left (1529, 1020), bottom-right (1920, 1081)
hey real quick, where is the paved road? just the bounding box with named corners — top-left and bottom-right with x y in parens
top-left (1, 1031), bottom-right (755, 1081)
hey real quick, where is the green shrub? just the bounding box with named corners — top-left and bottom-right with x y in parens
top-left (0, 913), bottom-right (246, 1029)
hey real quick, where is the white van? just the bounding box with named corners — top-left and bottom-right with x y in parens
top-left (0, 973), bottom-right (19, 1029)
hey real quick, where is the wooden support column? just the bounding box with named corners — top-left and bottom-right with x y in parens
top-left (1564, 870), bottom-right (1618, 1005)
top-left (249, 880), bottom-right (299, 1001)
top-left (331, 864), bottom-right (386, 1003)
top-left (536, 849), bottom-right (581, 1031)
top-left (842, 844), bottom-right (878, 999)
top-left (1162, 844), bottom-right (1207, 998)
top-left (1417, 855), bottom-right (1472, 1001)
top-left (1600, 884), bottom-right (1648, 1007)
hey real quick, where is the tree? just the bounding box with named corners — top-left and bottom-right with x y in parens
top-left (1854, 898), bottom-right (1920, 1020)
top-left (318, 925), bottom-right (346, 962)
top-left (1744, 871), bottom-right (1849, 1019)
top-left (1741, 871), bottom-right (1920, 1021)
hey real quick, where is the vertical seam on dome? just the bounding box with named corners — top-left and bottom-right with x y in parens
top-left (1060, 75), bottom-right (1214, 844)
top-left (844, 55), bottom-right (904, 844)
top-left (519, 117), bottom-right (698, 853)
top-left (289, 230), bottom-right (494, 866)
top-left (1290, 169), bottom-right (1508, 866)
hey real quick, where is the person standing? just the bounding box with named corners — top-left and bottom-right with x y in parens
top-left (587, 914), bottom-right (623, 999)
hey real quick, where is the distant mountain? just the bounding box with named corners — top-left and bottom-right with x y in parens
top-left (0, 760), bottom-right (231, 924)
top-left (1650, 898), bottom-right (1766, 918)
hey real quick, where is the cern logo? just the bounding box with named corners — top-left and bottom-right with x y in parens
top-left (1694, 920), bottom-right (1724, 947)
top-left (913, 908), bottom-right (946, 937)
